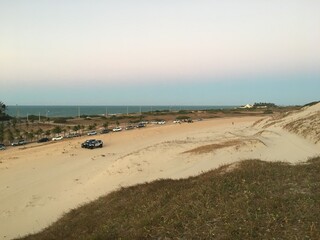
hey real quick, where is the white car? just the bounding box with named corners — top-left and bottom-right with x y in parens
top-left (52, 136), bottom-right (63, 141)
top-left (113, 127), bottom-right (122, 132)
top-left (173, 120), bottom-right (181, 124)
top-left (87, 131), bottom-right (97, 136)
top-left (158, 121), bottom-right (166, 125)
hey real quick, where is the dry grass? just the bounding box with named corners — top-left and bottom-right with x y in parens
top-left (283, 114), bottom-right (320, 144)
top-left (183, 140), bottom-right (243, 154)
top-left (251, 118), bottom-right (265, 127)
top-left (20, 157), bottom-right (320, 240)
top-left (183, 139), bottom-right (265, 155)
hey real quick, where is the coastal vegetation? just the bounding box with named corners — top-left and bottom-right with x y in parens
top-left (304, 101), bottom-right (320, 107)
top-left (0, 101), bottom-right (11, 121)
top-left (253, 102), bottom-right (277, 108)
top-left (0, 100), bottom-right (300, 145)
top-left (22, 157), bottom-right (320, 239)
top-left (0, 101), bottom-right (6, 115)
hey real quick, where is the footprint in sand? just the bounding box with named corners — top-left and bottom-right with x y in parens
top-left (1, 210), bottom-right (11, 217)
top-left (25, 195), bottom-right (41, 208)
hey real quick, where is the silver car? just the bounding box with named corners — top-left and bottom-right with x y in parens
top-left (87, 131), bottom-right (97, 136)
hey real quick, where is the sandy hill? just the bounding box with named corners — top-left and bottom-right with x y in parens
top-left (253, 103), bottom-right (320, 145)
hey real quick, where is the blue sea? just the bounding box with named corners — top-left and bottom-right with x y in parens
top-left (6, 105), bottom-right (237, 118)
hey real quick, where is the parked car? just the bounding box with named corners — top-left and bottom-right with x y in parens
top-left (12, 139), bottom-right (26, 146)
top-left (81, 139), bottom-right (96, 148)
top-left (87, 131), bottom-right (97, 136)
top-left (113, 127), bottom-right (122, 132)
top-left (136, 123), bottom-right (146, 128)
top-left (87, 140), bottom-right (103, 149)
top-left (52, 136), bottom-right (63, 141)
top-left (38, 137), bottom-right (50, 143)
top-left (125, 125), bottom-right (134, 130)
top-left (81, 139), bottom-right (103, 149)
top-left (182, 119), bottom-right (193, 123)
top-left (66, 133), bottom-right (80, 138)
top-left (157, 120), bottom-right (166, 125)
top-left (0, 143), bottom-right (5, 150)
top-left (173, 120), bottom-right (181, 124)
top-left (100, 129), bottom-right (110, 134)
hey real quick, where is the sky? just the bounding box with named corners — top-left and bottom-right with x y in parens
top-left (0, 0), bottom-right (319, 106)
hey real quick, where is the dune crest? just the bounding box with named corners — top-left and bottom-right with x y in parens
top-left (254, 103), bottom-right (320, 144)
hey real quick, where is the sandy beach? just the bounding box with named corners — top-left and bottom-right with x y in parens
top-left (1, 106), bottom-right (320, 239)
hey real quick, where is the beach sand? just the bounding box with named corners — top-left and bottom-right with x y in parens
top-left (0, 112), bottom-right (319, 239)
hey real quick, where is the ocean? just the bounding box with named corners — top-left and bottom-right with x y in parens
top-left (6, 105), bottom-right (237, 118)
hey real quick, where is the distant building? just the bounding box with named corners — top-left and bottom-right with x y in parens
top-left (239, 104), bottom-right (253, 109)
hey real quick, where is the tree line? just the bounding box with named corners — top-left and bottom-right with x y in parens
top-left (253, 102), bottom-right (277, 108)
top-left (0, 101), bottom-right (113, 144)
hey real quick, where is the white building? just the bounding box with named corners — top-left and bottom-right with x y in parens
top-left (239, 104), bottom-right (253, 109)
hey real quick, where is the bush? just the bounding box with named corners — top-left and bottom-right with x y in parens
top-left (53, 118), bottom-right (68, 124)
top-left (263, 110), bottom-right (273, 114)
top-left (178, 110), bottom-right (190, 114)
top-left (176, 116), bottom-right (190, 120)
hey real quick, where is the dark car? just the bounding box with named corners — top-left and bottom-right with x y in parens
top-left (125, 125), bottom-right (134, 130)
top-left (87, 140), bottom-right (103, 149)
top-left (81, 139), bottom-right (103, 149)
top-left (38, 137), bottom-right (50, 143)
top-left (100, 129), bottom-right (110, 134)
top-left (136, 123), bottom-right (146, 128)
top-left (12, 139), bottom-right (26, 146)
top-left (81, 139), bottom-right (96, 148)
top-left (0, 143), bottom-right (5, 150)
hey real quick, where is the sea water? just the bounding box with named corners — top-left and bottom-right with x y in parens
top-left (6, 105), bottom-right (237, 118)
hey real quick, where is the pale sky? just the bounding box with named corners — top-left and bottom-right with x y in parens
top-left (1, 0), bottom-right (319, 105)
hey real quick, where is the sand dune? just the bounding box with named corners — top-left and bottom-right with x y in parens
top-left (255, 103), bottom-right (320, 144)
top-left (1, 106), bottom-right (320, 239)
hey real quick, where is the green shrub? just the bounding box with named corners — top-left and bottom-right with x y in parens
top-left (263, 110), bottom-right (273, 114)
top-left (53, 118), bottom-right (68, 124)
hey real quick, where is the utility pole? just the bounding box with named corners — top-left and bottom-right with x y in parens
top-left (38, 112), bottom-right (40, 122)
top-left (78, 106), bottom-right (80, 118)
top-left (127, 106), bottom-right (129, 116)
top-left (16, 104), bottom-right (20, 119)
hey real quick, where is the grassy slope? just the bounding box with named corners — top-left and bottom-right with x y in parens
top-left (21, 157), bottom-right (320, 240)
